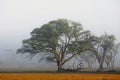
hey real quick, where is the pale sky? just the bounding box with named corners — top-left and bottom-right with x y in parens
top-left (0, 0), bottom-right (120, 70)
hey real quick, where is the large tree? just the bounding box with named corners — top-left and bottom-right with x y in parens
top-left (17, 19), bottom-right (90, 71)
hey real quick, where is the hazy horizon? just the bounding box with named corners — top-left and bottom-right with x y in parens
top-left (0, 0), bottom-right (120, 70)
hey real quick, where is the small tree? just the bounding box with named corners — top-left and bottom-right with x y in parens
top-left (80, 51), bottom-right (96, 68)
top-left (104, 54), bottom-right (112, 68)
top-left (17, 19), bottom-right (91, 71)
top-left (109, 43), bottom-right (120, 68)
top-left (89, 33), bottom-right (117, 70)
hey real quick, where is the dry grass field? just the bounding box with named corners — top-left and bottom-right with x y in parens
top-left (0, 73), bottom-right (120, 80)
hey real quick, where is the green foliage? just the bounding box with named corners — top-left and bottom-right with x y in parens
top-left (17, 18), bottom-right (119, 71)
top-left (17, 19), bottom-right (90, 64)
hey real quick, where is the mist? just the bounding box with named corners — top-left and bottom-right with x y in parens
top-left (0, 0), bottom-right (120, 71)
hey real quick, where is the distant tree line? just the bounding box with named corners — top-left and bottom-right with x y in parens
top-left (17, 19), bottom-right (120, 72)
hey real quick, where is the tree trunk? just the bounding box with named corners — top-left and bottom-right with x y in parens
top-left (99, 59), bottom-right (104, 70)
top-left (87, 62), bottom-right (92, 69)
top-left (99, 63), bottom-right (103, 70)
top-left (57, 64), bottom-right (62, 72)
top-left (96, 56), bottom-right (104, 70)
top-left (99, 48), bottom-right (107, 70)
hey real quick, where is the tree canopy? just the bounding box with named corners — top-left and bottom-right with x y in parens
top-left (17, 19), bottom-right (120, 71)
top-left (17, 19), bottom-right (92, 71)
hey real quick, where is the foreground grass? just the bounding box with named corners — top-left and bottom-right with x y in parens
top-left (0, 73), bottom-right (120, 80)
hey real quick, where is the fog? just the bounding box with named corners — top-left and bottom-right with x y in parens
top-left (0, 0), bottom-right (120, 70)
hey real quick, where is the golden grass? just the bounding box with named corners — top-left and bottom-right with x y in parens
top-left (0, 73), bottom-right (120, 80)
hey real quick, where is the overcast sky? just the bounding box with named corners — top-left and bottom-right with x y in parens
top-left (0, 0), bottom-right (120, 70)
